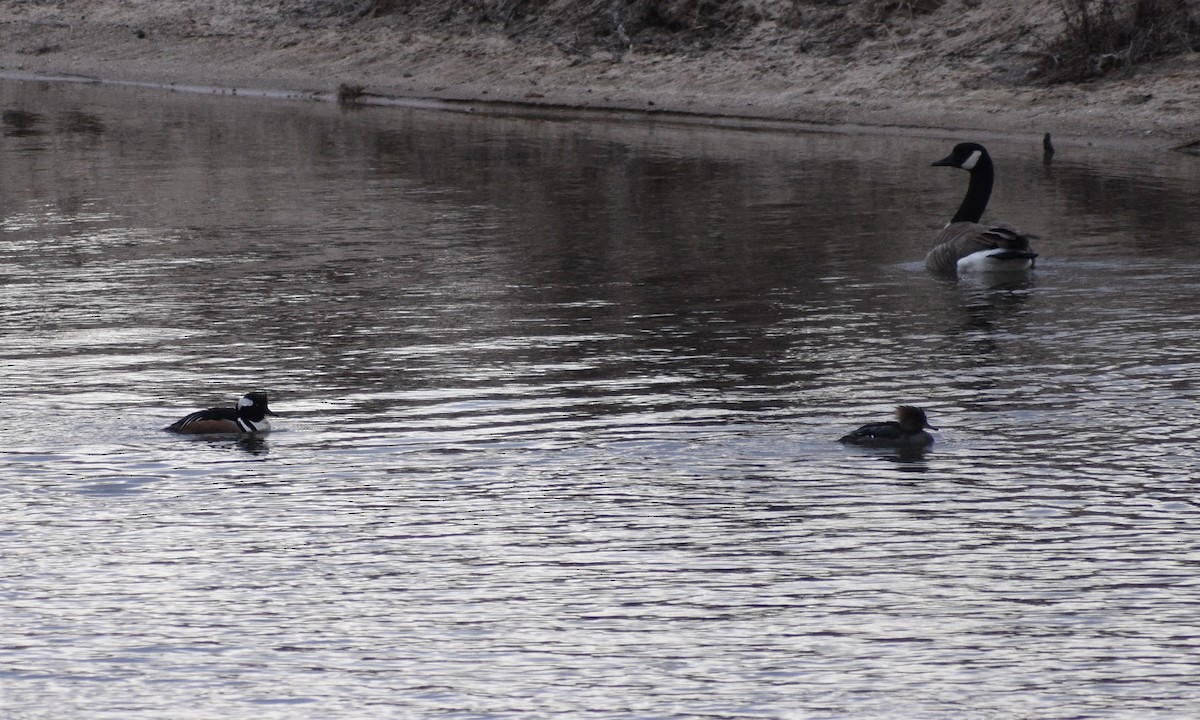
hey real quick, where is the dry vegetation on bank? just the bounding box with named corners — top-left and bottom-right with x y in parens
top-left (1, 0), bottom-right (1197, 142)
top-left (1044, 0), bottom-right (1199, 80)
top-left (292, 0), bottom-right (1200, 84)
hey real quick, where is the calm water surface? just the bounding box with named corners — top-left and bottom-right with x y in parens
top-left (3, 79), bottom-right (1200, 718)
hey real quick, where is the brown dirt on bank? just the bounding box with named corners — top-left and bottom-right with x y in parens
top-left (0, 1), bottom-right (1197, 147)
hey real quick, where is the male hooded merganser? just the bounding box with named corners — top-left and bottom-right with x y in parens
top-left (166, 391), bottom-right (278, 434)
top-left (838, 405), bottom-right (937, 448)
top-left (927, 142), bottom-right (1038, 275)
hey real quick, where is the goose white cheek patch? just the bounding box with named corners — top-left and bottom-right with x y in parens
top-left (961, 150), bottom-right (982, 170)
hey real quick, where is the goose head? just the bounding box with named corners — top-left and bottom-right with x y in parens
top-left (932, 142), bottom-right (996, 225)
top-left (932, 142), bottom-right (991, 172)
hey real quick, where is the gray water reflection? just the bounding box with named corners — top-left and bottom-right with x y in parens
top-left (3, 79), bottom-right (1200, 718)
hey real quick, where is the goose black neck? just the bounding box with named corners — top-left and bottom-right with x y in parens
top-left (952, 154), bottom-right (994, 224)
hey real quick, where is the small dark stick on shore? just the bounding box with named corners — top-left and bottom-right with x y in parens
top-left (1043, 132), bottom-right (1055, 164)
top-left (337, 83), bottom-right (367, 106)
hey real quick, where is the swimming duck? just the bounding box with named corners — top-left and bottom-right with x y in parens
top-left (166, 391), bottom-right (277, 434)
top-left (927, 142), bottom-right (1038, 275)
top-left (838, 405), bottom-right (937, 448)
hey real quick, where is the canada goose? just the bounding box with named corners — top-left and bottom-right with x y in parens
top-left (838, 405), bottom-right (937, 449)
top-left (926, 142), bottom-right (1037, 275)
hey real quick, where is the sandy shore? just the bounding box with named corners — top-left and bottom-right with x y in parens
top-left (0, 1), bottom-right (1197, 150)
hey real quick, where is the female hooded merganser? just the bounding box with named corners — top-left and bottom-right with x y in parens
top-left (927, 142), bottom-right (1038, 275)
top-left (166, 391), bottom-right (278, 434)
top-left (838, 405), bottom-right (937, 448)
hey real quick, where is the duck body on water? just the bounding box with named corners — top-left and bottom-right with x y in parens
top-left (165, 392), bottom-right (278, 434)
top-left (838, 406), bottom-right (938, 449)
top-left (926, 142), bottom-right (1038, 276)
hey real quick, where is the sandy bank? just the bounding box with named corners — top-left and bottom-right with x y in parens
top-left (0, 1), bottom-right (1196, 150)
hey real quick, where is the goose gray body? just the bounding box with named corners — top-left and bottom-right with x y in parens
top-left (927, 143), bottom-right (1037, 276)
top-left (926, 221), bottom-right (1035, 275)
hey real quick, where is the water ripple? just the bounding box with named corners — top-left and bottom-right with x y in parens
top-left (3, 79), bottom-right (1200, 718)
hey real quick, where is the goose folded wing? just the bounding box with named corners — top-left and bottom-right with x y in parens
top-left (927, 222), bottom-right (1037, 272)
top-left (926, 222), bottom-right (994, 271)
top-left (981, 224), bottom-right (1037, 249)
